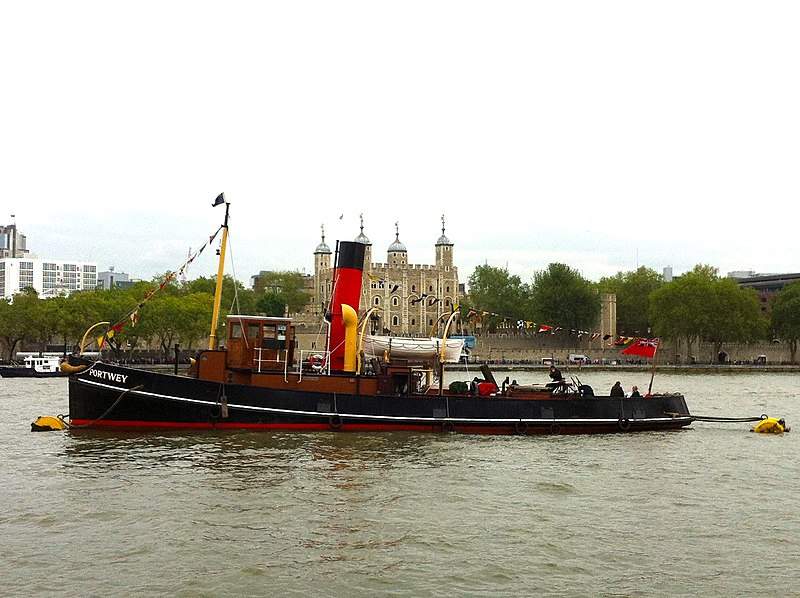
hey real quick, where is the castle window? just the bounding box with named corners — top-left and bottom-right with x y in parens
top-left (411, 318), bottom-right (416, 326)
top-left (374, 297), bottom-right (381, 306)
top-left (392, 316), bottom-right (399, 326)
top-left (392, 297), bottom-right (399, 306)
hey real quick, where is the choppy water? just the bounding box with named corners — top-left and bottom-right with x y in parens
top-left (2, 370), bottom-right (798, 597)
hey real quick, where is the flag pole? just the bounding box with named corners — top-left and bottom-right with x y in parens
top-left (209, 195), bottom-right (229, 350)
top-left (647, 337), bottom-right (660, 396)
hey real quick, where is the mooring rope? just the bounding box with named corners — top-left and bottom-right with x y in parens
top-left (666, 412), bottom-right (768, 423)
top-left (64, 385), bottom-right (144, 429)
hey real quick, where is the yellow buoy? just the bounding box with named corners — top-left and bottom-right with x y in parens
top-left (31, 416), bottom-right (68, 432)
top-left (752, 418), bottom-right (789, 434)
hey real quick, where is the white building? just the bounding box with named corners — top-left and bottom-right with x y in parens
top-left (0, 223), bottom-right (99, 300)
top-left (0, 258), bottom-right (98, 299)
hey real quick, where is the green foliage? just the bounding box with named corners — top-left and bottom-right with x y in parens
top-left (185, 275), bottom-right (257, 315)
top-left (703, 279), bottom-right (765, 353)
top-left (770, 281), bottom-right (800, 362)
top-left (256, 293), bottom-right (288, 317)
top-left (650, 265), bottom-right (765, 360)
top-left (252, 271), bottom-right (310, 315)
top-left (529, 263), bottom-right (600, 331)
top-left (464, 265), bottom-right (530, 330)
top-left (0, 274), bottom-right (249, 359)
top-left (597, 267), bottom-right (663, 335)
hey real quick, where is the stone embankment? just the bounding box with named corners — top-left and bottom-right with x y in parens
top-left (458, 335), bottom-right (796, 369)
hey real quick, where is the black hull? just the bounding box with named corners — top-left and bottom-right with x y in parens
top-left (0, 368), bottom-right (68, 378)
top-left (67, 361), bottom-right (693, 435)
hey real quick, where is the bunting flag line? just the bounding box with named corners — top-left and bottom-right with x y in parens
top-left (367, 275), bottom-right (401, 294)
top-left (93, 224), bottom-right (223, 350)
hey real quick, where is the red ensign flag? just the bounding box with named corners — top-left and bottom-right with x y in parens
top-left (621, 337), bottom-right (659, 358)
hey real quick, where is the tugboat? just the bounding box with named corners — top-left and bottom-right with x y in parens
top-left (64, 202), bottom-right (693, 434)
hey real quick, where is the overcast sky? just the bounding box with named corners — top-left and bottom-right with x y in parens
top-left (3, 2), bottom-right (798, 287)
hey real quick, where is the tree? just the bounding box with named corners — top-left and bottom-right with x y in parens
top-left (144, 295), bottom-right (186, 360)
top-left (186, 275), bottom-right (259, 317)
top-left (256, 293), bottom-right (289, 317)
top-left (771, 281), bottom-right (800, 363)
top-left (702, 279), bottom-right (765, 359)
top-left (597, 267), bottom-right (663, 335)
top-left (464, 265), bottom-right (530, 333)
top-left (650, 265), bottom-right (765, 362)
top-left (650, 266), bottom-right (715, 361)
top-left (529, 263), bottom-right (600, 332)
top-left (0, 288), bottom-right (54, 360)
top-left (252, 271), bottom-right (310, 315)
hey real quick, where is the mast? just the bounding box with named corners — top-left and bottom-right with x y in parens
top-left (209, 196), bottom-right (230, 350)
top-left (646, 337), bottom-right (660, 396)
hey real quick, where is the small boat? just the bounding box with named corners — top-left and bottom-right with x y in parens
top-left (362, 334), bottom-right (465, 363)
top-left (63, 201), bottom-right (693, 434)
top-left (0, 353), bottom-right (68, 378)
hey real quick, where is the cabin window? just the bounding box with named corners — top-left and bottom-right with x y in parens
top-left (263, 324), bottom-right (276, 338)
top-left (230, 323), bottom-right (243, 338)
top-left (248, 324), bottom-right (260, 339)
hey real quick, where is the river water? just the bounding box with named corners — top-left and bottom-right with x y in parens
top-left (2, 370), bottom-right (798, 597)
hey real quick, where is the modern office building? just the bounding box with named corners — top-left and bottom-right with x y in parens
top-left (0, 224), bottom-right (98, 299)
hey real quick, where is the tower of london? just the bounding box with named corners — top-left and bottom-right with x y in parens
top-left (313, 215), bottom-right (460, 337)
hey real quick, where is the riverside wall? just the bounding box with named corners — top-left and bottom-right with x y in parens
top-left (463, 334), bottom-right (794, 366)
top-left (293, 325), bottom-right (795, 366)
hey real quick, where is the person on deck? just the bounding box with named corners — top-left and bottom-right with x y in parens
top-left (546, 365), bottom-right (564, 390)
top-left (610, 381), bottom-right (625, 397)
top-left (629, 385), bottom-right (641, 398)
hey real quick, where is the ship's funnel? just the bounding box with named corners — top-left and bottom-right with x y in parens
top-left (326, 241), bottom-right (366, 372)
